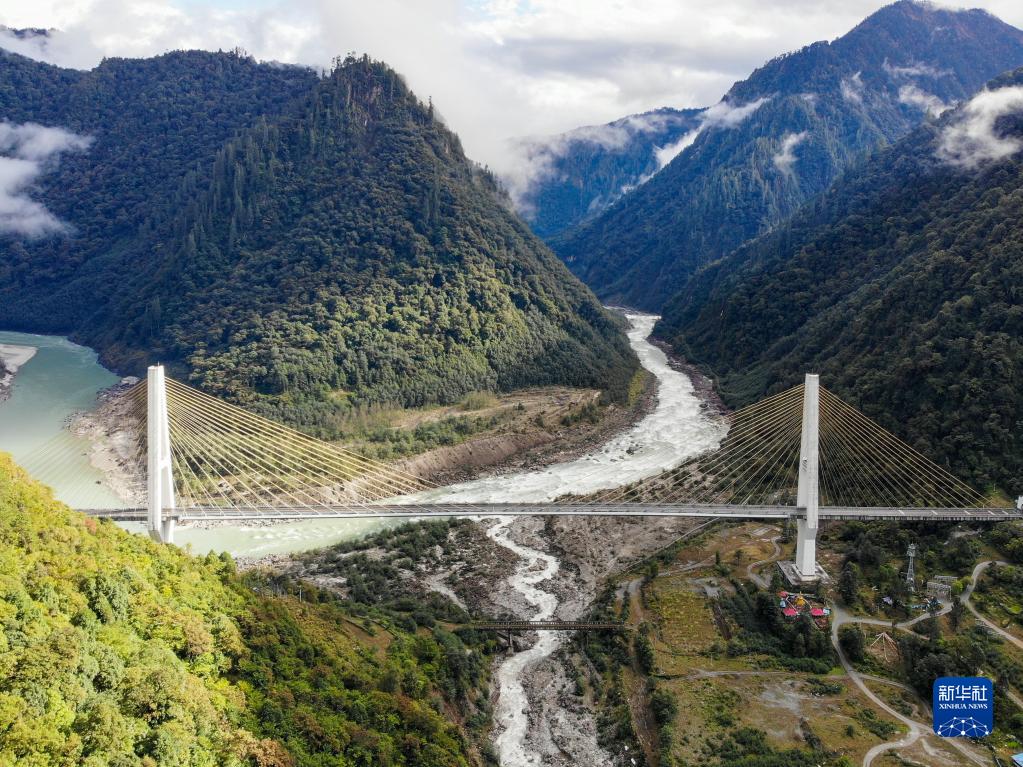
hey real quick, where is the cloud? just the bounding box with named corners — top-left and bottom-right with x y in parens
top-left (938, 85), bottom-right (1023, 169)
top-left (883, 59), bottom-right (951, 79)
top-left (559, 110), bottom-right (691, 151)
top-left (840, 71), bottom-right (864, 104)
top-left (503, 108), bottom-right (710, 211)
top-left (3, 0), bottom-right (1023, 171)
top-left (654, 128), bottom-right (701, 168)
top-left (772, 130), bottom-right (808, 174)
top-left (0, 121), bottom-right (92, 237)
top-left (654, 96), bottom-right (770, 168)
top-left (898, 84), bottom-right (951, 117)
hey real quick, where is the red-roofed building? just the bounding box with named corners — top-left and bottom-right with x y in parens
top-left (782, 607), bottom-right (798, 618)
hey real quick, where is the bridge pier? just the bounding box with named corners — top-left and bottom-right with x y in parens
top-left (146, 365), bottom-right (176, 544)
top-left (791, 373), bottom-right (822, 584)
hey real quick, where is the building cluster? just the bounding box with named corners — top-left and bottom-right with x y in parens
top-left (778, 591), bottom-right (831, 628)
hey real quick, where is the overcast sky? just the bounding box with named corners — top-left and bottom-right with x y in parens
top-left (2, 0), bottom-right (1022, 171)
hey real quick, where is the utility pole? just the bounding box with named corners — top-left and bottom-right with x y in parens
top-left (794, 374), bottom-right (820, 582)
top-left (905, 544), bottom-right (917, 592)
top-left (147, 365), bottom-right (176, 544)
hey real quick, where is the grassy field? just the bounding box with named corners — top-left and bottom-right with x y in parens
top-left (611, 521), bottom-right (921, 766)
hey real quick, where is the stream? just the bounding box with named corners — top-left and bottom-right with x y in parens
top-left (415, 313), bottom-right (725, 766)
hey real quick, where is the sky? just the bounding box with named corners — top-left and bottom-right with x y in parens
top-left (2, 0), bottom-right (1023, 172)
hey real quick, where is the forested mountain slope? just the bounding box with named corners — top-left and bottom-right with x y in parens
top-left (0, 48), bottom-right (318, 273)
top-left (508, 106), bottom-right (705, 238)
top-left (656, 68), bottom-right (1023, 496)
top-left (0, 452), bottom-right (488, 766)
top-left (0, 52), bottom-right (636, 432)
top-left (552, 1), bottom-right (1023, 310)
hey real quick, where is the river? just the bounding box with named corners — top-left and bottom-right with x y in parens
top-left (0, 314), bottom-right (724, 766)
top-left (0, 331), bottom-right (124, 509)
top-left (0, 330), bottom-right (402, 550)
top-left (0, 315), bottom-right (721, 553)
top-left (412, 313), bottom-right (724, 766)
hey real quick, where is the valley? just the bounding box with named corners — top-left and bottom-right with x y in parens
top-left (4, 1), bottom-right (1023, 765)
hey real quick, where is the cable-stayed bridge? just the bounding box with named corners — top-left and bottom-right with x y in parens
top-left (28, 366), bottom-right (1020, 584)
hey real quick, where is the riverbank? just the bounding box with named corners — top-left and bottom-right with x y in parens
top-left (395, 378), bottom-right (656, 487)
top-left (0, 343), bottom-right (37, 402)
top-left (68, 377), bottom-right (144, 506)
top-left (361, 313), bottom-right (726, 765)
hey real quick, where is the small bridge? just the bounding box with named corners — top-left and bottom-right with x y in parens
top-left (25, 365), bottom-right (1019, 585)
top-left (460, 621), bottom-right (629, 632)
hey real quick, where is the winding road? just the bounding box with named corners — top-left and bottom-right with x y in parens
top-left (963, 560), bottom-right (1023, 651)
top-left (830, 558), bottom-right (1023, 766)
top-left (746, 535), bottom-right (782, 588)
top-left (830, 605), bottom-right (989, 766)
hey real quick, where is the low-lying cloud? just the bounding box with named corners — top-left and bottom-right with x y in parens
top-left (772, 131), bottom-right (808, 175)
top-left (898, 84), bottom-right (951, 117)
top-left (654, 96), bottom-right (770, 168)
top-left (938, 86), bottom-right (1023, 169)
top-left (502, 109), bottom-right (701, 213)
top-left (840, 71), bottom-right (864, 104)
top-left (883, 59), bottom-right (951, 79)
top-left (0, 121), bottom-right (92, 237)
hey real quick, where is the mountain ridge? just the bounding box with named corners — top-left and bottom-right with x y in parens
top-left (0, 51), bottom-right (638, 434)
top-left (655, 66), bottom-right (1023, 495)
top-left (551, 0), bottom-right (1023, 310)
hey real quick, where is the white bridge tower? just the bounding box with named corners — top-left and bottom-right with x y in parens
top-left (793, 373), bottom-right (821, 583)
top-left (146, 365), bottom-right (176, 544)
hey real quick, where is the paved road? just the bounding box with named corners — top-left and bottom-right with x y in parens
top-left (83, 503), bottom-right (1023, 522)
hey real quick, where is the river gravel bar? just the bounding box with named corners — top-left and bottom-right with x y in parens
top-left (0, 344), bottom-right (37, 402)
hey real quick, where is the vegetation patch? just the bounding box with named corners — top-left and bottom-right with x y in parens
top-left (0, 454), bottom-right (489, 766)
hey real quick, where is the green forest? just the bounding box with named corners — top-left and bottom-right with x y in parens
top-left (657, 66), bottom-right (1023, 497)
top-left (0, 52), bottom-right (637, 436)
top-left (0, 453), bottom-right (490, 766)
top-left (552, 0), bottom-right (1023, 310)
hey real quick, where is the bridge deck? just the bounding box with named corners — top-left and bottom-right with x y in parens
top-left (80, 503), bottom-right (1021, 523)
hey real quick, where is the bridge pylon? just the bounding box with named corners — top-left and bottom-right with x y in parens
top-left (793, 373), bottom-right (821, 583)
top-left (146, 365), bottom-right (176, 544)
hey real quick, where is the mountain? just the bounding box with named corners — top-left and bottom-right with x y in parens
top-left (656, 67), bottom-right (1023, 496)
top-left (0, 51), bottom-right (637, 433)
top-left (552, 0), bottom-right (1023, 310)
top-left (0, 451), bottom-right (488, 765)
top-left (506, 107), bottom-right (705, 238)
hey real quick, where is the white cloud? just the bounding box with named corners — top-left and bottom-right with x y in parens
top-left (654, 128), bottom-right (701, 168)
top-left (883, 58), bottom-right (950, 79)
top-left (0, 121), bottom-right (92, 237)
top-left (840, 71), bottom-right (864, 104)
top-left (1, 0), bottom-right (1023, 171)
top-left (772, 130), bottom-right (808, 174)
top-left (502, 110), bottom-right (696, 211)
top-left (898, 84), bottom-right (951, 117)
top-left (938, 85), bottom-right (1023, 169)
top-left (654, 96), bottom-right (770, 168)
